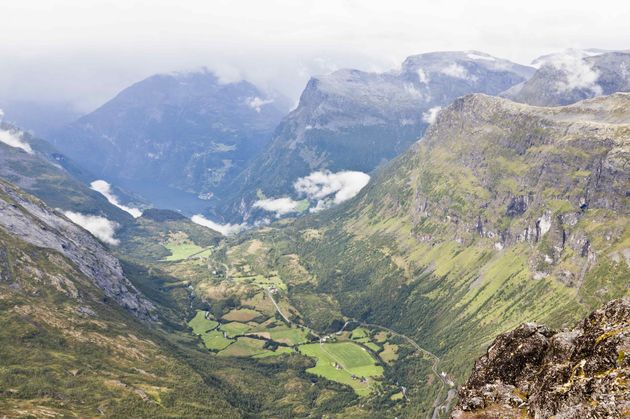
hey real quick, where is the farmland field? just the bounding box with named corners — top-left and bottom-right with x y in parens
top-left (162, 242), bottom-right (211, 261)
top-left (220, 321), bottom-right (252, 337)
top-left (299, 342), bottom-right (384, 396)
top-left (222, 308), bottom-right (263, 322)
top-left (268, 326), bottom-right (310, 345)
top-left (188, 310), bottom-right (219, 335)
top-left (201, 330), bottom-right (234, 351)
top-left (218, 337), bottom-right (267, 357)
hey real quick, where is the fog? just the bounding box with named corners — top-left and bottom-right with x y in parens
top-left (1, 0), bottom-right (629, 113)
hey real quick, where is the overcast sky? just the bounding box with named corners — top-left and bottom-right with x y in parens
top-left (1, 0), bottom-right (629, 112)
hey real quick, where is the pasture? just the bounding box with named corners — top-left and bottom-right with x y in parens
top-left (299, 342), bottom-right (383, 396)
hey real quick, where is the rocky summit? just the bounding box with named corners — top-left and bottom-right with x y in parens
top-left (454, 297), bottom-right (630, 418)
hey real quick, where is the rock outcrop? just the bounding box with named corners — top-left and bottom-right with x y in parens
top-left (0, 179), bottom-right (155, 319)
top-left (454, 298), bottom-right (630, 418)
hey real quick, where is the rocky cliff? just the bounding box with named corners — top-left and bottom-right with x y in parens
top-left (0, 179), bottom-right (154, 318)
top-left (218, 51), bottom-right (534, 220)
top-left (454, 297), bottom-right (630, 418)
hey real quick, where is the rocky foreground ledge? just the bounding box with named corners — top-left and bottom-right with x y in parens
top-left (453, 297), bottom-right (630, 418)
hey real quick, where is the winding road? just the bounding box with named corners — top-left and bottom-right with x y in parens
top-left (345, 320), bottom-right (454, 418)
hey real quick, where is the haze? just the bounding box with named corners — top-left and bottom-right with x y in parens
top-left (1, 0), bottom-right (629, 113)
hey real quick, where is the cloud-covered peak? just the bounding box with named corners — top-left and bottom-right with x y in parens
top-left (0, 125), bottom-right (33, 154)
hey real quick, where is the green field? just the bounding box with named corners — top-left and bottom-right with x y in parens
top-left (232, 273), bottom-right (287, 292)
top-left (222, 308), bottom-right (263, 322)
top-left (350, 327), bottom-right (369, 339)
top-left (162, 242), bottom-right (212, 261)
top-left (364, 342), bottom-right (381, 352)
top-left (218, 337), bottom-right (268, 357)
top-left (299, 342), bottom-right (384, 396)
top-left (188, 310), bottom-right (219, 335)
top-left (253, 346), bottom-right (295, 358)
top-left (268, 326), bottom-right (310, 345)
top-left (219, 321), bottom-right (252, 337)
top-left (201, 330), bottom-right (234, 351)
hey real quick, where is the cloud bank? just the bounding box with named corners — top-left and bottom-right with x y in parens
top-left (294, 170), bottom-right (370, 212)
top-left (63, 211), bottom-right (119, 245)
top-left (191, 214), bottom-right (245, 236)
top-left (253, 197), bottom-right (300, 217)
top-left (541, 50), bottom-right (603, 95)
top-left (90, 180), bottom-right (142, 218)
top-left (0, 127), bottom-right (33, 154)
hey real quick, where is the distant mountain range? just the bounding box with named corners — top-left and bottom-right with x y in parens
top-left (50, 70), bottom-right (289, 212)
top-left (503, 49), bottom-right (630, 106)
top-left (217, 51), bottom-right (535, 221)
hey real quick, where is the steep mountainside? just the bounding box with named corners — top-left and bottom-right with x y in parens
top-left (0, 121), bottom-right (133, 224)
top-left (51, 70), bottom-right (287, 207)
top-left (454, 298), bottom-right (630, 418)
top-left (0, 180), bottom-right (382, 417)
top-left (254, 92), bottom-right (629, 390)
top-left (504, 50), bottom-right (630, 106)
top-left (219, 51), bottom-right (534, 221)
top-left (0, 179), bottom-right (153, 318)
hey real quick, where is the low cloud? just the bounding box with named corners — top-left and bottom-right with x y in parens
top-left (63, 211), bottom-right (120, 245)
top-left (541, 50), bottom-right (603, 95)
top-left (0, 127), bottom-right (33, 154)
top-left (294, 170), bottom-right (370, 211)
top-left (440, 63), bottom-right (470, 80)
top-left (422, 106), bottom-right (442, 124)
top-left (246, 96), bottom-right (274, 113)
top-left (90, 180), bottom-right (142, 218)
top-left (253, 197), bottom-right (300, 217)
top-left (191, 214), bottom-right (245, 236)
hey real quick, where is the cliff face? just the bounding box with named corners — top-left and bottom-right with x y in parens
top-left (0, 179), bottom-right (154, 319)
top-left (218, 51), bottom-right (533, 221)
top-left (454, 297), bottom-right (630, 418)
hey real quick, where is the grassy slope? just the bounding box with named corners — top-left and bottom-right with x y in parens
top-left (230, 94), bottom-right (630, 414)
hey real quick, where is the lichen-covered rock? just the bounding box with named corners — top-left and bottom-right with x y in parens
top-left (454, 298), bottom-right (630, 418)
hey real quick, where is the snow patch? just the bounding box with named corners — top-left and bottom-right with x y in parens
top-left (191, 214), bottom-right (245, 236)
top-left (246, 96), bottom-right (274, 113)
top-left (63, 211), bottom-right (119, 245)
top-left (467, 52), bottom-right (495, 61)
top-left (90, 180), bottom-right (142, 218)
top-left (422, 106), bottom-right (442, 124)
top-left (0, 127), bottom-right (33, 154)
top-left (253, 197), bottom-right (300, 217)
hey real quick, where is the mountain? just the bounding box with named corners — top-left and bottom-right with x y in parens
top-left (0, 178), bottom-right (154, 317)
top-left (0, 120), bottom-right (134, 224)
top-left (503, 50), bottom-right (630, 106)
top-left (454, 297), bottom-right (630, 418)
top-left (241, 92), bottom-right (629, 404)
top-left (0, 179), bottom-right (387, 417)
top-left (218, 51), bottom-right (534, 221)
top-left (0, 99), bottom-right (82, 138)
top-left (50, 70), bottom-right (288, 212)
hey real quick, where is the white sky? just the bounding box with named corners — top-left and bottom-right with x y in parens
top-left (1, 0), bottom-right (629, 111)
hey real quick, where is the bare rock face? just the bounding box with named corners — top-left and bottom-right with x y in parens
top-left (0, 179), bottom-right (155, 319)
top-left (454, 298), bottom-right (630, 418)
